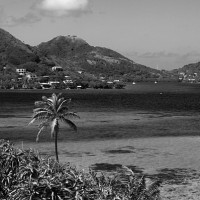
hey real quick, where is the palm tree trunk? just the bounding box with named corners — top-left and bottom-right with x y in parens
top-left (55, 121), bottom-right (59, 162)
top-left (55, 130), bottom-right (59, 162)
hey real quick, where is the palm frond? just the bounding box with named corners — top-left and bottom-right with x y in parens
top-left (62, 112), bottom-right (80, 119)
top-left (36, 126), bottom-right (45, 142)
top-left (33, 107), bottom-right (46, 113)
top-left (57, 97), bottom-right (65, 106)
top-left (58, 96), bottom-right (71, 106)
top-left (29, 117), bottom-right (50, 128)
top-left (28, 118), bottom-right (37, 126)
top-left (61, 117), bottom-right (77, 131)
top-left (35, 101), bottom-right (48, 107)
top-left (33, 107), bottom-right (53, 115)
top-left (34, 121), bottom-right (50, 142)
top-left (42, 96), bottom-right (48, 101)
top-left (57, 99), bottom-right (67, 111)
top-left (41, 95), bottom-right (55, 108)
top-left (48, 94), bottom-right (58, 112)
top-left (38, 121), bottom-right (50, 129)
top-left (58, 106), bottom-right (69, 114)
top-left (57, 99), bottom-right (71, 112)
top-left (46, 99), bottom-right (54, 107)
top-left (32, 111), bottom-right (52, 121)
top-left (51, 93), bottom-right (57, 102)
top-left (57, 93), bottom-right (63, 99)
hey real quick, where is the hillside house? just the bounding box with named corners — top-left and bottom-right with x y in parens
top-left (25, 73), bottom-right (37, 80)
top-left (39, 76), bottom-right (50, 83)
top-left (40, 83), bottom-right (51, 89)
top-left (52, 66), bottom-right (63, 72)
top-left (63, 75), bottom-right (73, 84)
top-left (63, 80), bottom-right (73, 84)
top-left (48, 81), bottom-right (60, 86)
top-left (77, 85), bottom-right (82, 89)
top-left (16, 68), bottom-right (26, 76)
top-left (77, 71), bottom-right (82, 74)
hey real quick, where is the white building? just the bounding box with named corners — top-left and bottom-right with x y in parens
top-left (77, 71), bottom-right (82, 74)
top-left (52, 66), bottom-right (63, 72)
top-left (26, 73), bottom-right (37, 80)
top-left (48, 81), bottom-right (60, 85)
top-left (40, 83), bottom-right (51, 89)
top-left (63, 80), bottom-right (73, 84)
top-left (16, 69), bottom-right (26, 75)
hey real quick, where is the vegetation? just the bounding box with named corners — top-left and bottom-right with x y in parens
top-left (0, 140), bottom-right (161, 200)
top-left (29, 93), bottom-right (79, 162)
top-left (0, 28), bottom-right (172, 86)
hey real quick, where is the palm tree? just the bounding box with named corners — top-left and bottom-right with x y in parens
top-left (29, 93), bottom-right (79, 162)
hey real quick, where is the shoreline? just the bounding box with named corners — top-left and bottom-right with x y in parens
top-left (1, 82), bottom-right (200, 94)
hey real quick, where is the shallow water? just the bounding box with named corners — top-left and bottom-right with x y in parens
top-left (16, 136), bottom-right (200, 175)
top-left (1, 82), bottom-right (200, 176)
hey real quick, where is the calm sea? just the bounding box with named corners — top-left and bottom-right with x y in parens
top-left (1, 82), bottom-right (200, 114)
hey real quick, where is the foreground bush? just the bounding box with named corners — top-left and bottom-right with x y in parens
top-left (0, 140), bottom-right (161, 200)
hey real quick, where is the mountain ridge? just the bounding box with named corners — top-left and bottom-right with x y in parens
top-left (0, 28), bottom-right (171, 82)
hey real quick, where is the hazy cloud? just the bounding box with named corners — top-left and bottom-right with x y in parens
top-left (125, 51), bottom-right (200, 70)
top-left (36, 0), bottom-right (92, 17)
top-left (4, 13), bottom-right (41, 27)
top-left (0, 7), bottom-right (4, 20)
top-left (0, 7), bottom-right (8, 25)
top-left (0, 0), bottom-right (92, 27)
top-left (40, 0), bottom-right (88, 11)
top-left (136, 51), bottom-right (179, 59)
top-left (0, 5), bottom-right (41, 27)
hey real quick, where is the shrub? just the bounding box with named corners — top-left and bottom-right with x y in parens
top-left (0, 140), bottom-right (161, 200)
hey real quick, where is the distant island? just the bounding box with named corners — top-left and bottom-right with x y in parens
top-left (0, 28), bottom-right (199, 90)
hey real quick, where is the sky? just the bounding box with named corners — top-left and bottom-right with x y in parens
top-left (0, 0), bottom-right (200, 70)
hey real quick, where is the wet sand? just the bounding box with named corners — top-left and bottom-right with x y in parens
top-left (14, 136), bottom-right (200, 174)
top-left (1, 111), bottom-right (200, 140)
top-left (1, 111), bottom-right (199, 173)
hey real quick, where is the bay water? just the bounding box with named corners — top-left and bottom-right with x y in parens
top-left (1, 82), bottom-right (200, 176)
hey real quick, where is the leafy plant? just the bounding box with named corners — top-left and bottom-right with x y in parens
top-left (29, 93), bottom-right (79, 162)
top-left (0, 140), bottom-right (161, 200)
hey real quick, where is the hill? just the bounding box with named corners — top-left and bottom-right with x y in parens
top-left (0, 28), bottom-right (39, 66)
top-left (0, 28), bottom-right (165, 82)
top-left (171, 62), bottom-right (200, 82)
top-left (37, 35), bottom-right (164, 81)
top-left (173, 62), bottom-right (200, 74)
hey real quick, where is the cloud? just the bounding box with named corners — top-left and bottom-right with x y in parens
top-left (124, 50), bottom-right (200, 70)
top-left (136, 51), bottom-right (179, 59)
top-left (0, 7), bottom-right (4, 20)
top-left (4, 13), bottom-right (41, 27)
top-left (0, 6), bottom-right (41, 27)
top-left (36, 0), bottom-right (92, 17)
top-left (0, 0), bottom-right (93, 27)
top-left (40, 0), bottom-right (88, 11)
